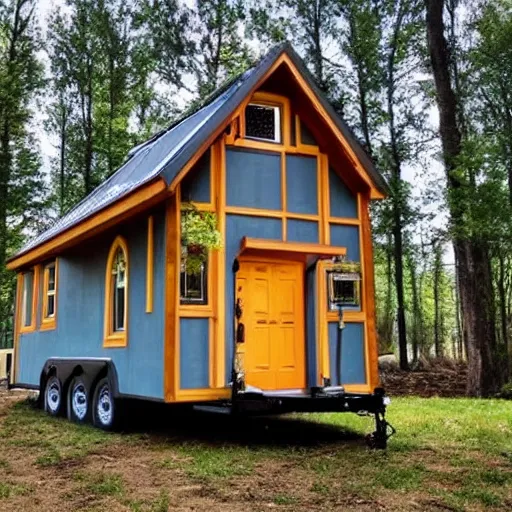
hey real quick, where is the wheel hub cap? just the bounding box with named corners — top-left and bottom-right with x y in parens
top-left (97, 386), bottom-right (112, 426)
top-left (72, 384), bottom-right (87, 420)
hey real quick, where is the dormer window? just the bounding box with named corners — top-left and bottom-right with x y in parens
top-left (245, 103), bottom-right (281, 143)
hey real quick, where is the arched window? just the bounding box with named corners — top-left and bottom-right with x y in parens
top-left (104, 236), bottom-right (129, 347)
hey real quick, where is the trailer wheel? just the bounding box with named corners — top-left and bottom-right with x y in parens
top-left (44, 375), bottom-right (64, 417)
top-left (92, 377), bottom-right (116, 430)
top-left (67, 376), bottom-right (90, 424)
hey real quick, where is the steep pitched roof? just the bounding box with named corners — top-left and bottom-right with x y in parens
top-left (11, 42), bottom-right (388, 263)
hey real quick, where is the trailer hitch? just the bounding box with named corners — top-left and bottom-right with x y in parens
top-left (366, 410), bottom-right (396, 450)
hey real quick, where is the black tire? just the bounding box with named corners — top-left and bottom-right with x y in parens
top-left (43, 375), bottom-right (64, 417)
top-left (67, 376), bottom-right (91, 424)
top-left (92, 377), bottom-right (117, 430)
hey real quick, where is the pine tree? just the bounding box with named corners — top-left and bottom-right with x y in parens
top-left (0, 0), bottom-right (45, 347)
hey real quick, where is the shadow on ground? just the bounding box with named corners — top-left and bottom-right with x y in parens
top-left (110, 399), bottom-right (367, 449)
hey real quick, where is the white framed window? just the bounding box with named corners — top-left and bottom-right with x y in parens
top-left (42, 261), bottom-right (57, 323)
top-left (21, 270), bottom-right (35, 328)
top-left (245, 103), bottom-right (282, 143)
top-left (327, 271), bottom-right (361, 310)
top-left (112, 248), bottom-right (127, 332)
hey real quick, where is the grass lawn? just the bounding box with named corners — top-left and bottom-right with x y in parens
top-left (0, 391), bottom-right (511, 511)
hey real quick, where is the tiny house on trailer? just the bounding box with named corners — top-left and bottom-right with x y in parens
top-left (7, 43), bottom-right (393, 447)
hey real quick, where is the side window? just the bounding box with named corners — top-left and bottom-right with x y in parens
top-left (104, 237), bottom-right (129, 347)
top-left (42, 261), bottom-right (57, 327)
top-left (21, 269), bottom-right (35, 329)
top-left (245, 103), bottom-right (282, 143)
top-left (180, 246), bottom-right (208, 305)
top-left (327, 270), bottom-right (361, 310)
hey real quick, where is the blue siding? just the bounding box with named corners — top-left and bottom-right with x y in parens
top-left (328, 322), bottom-right (366, 385)
top-left (287, 219), bottom-right (319, 243)
top-left (226, 149), bottom-right (281, 210)
top-left (181, 151), bottom-right (211, 203)
top-left (17, 210), bottom-right (167, 400)
top-left (330, 224), bottom-right (360, 261)
top-left (306, 267), bottom-right (318, 387)
top-left (180, 318), bottom-right (209, 389)
top-left (329, 167), bottom-right (357, 218)
top-left (286, 155), bottom-right (318, 215)
top-left (300, 121), bottom-right (317, 146)
top-left (225, 214), bottom-right (282, 383)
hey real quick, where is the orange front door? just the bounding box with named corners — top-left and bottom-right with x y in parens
top-left (236, 259), bottom-right (305, 390)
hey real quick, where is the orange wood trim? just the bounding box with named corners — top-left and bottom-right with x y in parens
top-left (329, 217), bottom-right (360, 225)
top-left (7, 179), bottom-right (168, 271)
top-left (295, 114), bottom-right (301, 146)
top-left (316, 154), bottom-right (323, 242)
top-left (225, 206), bottom-right (283, 218)
top-left (164, 194), bottom-right (179, 402)
top-left (214, 138), bottom-right (227, 387)
top-left (13, 273), bottom-right (22, 383)
top-left (232, 138), bottom-right (286, 152)
top-left (360, 194), bottom-right (379, 390)
top-left (178, 309), bottom-right (213, 318)
top-left (19, 265), bottom-right (39, 334)
top-left (41, 259), bottom-right (58, 330)
top-left (208, 317), bottom-right (215, 389)
top-left (280, 55), bottom-right (385, 199)
top-left (103, 236), bottom-right (129, 348)
top-left (146, 216), bottom-right (154, 313)
top-left (281, 153), bottom-right (287, 240)
top-left (230, 137), bottom-right (320, 156)
top-left (286, 212), bottom-right (319, 221)
top-left (245, 91), bottom-right (291, 147)
top-left (320, 153), bottom-right (330, 245)
top-left (174, 388), bottom-right (231, 402)
top-left (189, 202), bottom-right (216, 212)
top-left (240, 238), bottom-right (347, 257)
top-left (327, 310), bottom-right (366, 323)
top-left (344, 384), bottom-right (371, 394)
top-left (316, 260), bottom-right (329, 382)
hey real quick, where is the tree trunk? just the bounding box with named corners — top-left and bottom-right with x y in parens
top-left (387, 3), bottom-right (408, 370)
top-left (408, 253), bottom-right (421, 363)
top-left (426, 0), bottom-right (500, 396)
top-left (433, 242), bottom-right (443, 357)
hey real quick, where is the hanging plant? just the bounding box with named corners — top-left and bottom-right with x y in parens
top-left (181, 203), bottom-right (222, 275)
top-left (331, 260), bottom-right (361, 275)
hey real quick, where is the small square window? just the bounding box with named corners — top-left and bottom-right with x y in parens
top-left (327, 271), bottom-right (360, 310)
top-left (245, 103), bottom-right (281, 143)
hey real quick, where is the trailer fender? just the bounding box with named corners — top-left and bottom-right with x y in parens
top-left (39, 358), bottom-right (120, 404)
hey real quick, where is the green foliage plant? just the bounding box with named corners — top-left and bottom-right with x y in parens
top-left (181, 203), bottom-right (222, 275)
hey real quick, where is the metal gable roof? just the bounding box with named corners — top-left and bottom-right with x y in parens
top-left (13, 42), bottom-right (388, 261)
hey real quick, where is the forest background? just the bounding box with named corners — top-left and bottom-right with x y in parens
top-left (1, 0), bottom-right (510, 396)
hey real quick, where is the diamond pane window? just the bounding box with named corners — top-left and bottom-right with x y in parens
top-left (245, 103), bottom-right (281, 143)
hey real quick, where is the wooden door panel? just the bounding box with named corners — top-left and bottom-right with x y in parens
top-left (238, 259), bottom-right (305, 390)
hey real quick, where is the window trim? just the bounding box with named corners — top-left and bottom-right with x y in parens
top-left (327, 270), bottom-right (361, 311)
top-left (41, 260), bottom-right (58, 330)
top-left (104, 236), bottom-right (129, 348)
top-left (19, 266), bottom-right (39, 333)
top-left (239, 91), bottom-right (291, 149)
top-left (244, 102), bottom-right (282, 144)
